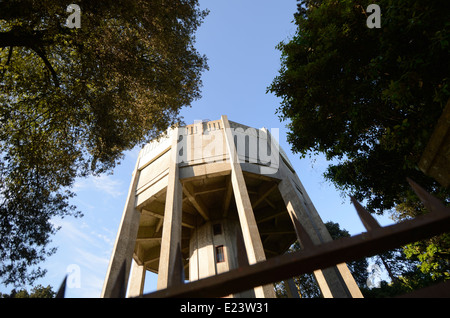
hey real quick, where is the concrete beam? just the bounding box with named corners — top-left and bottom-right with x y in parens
top-left (126, 258), bottom-right (146, 298)
top-left (142, 208), bottom-right (195, 229)
top-left (183, 182), bottom-right (210, 221)
top-left (179, 162), bottom-right (231, 181)
top-left (285, 278), bottom-right (300, 298)
top-left (157, 128), bottom-right (183, 290)
top-left (252, 182), bottom-right (278, 209)
top-left (221, 115), bottom-right (275, 298)
top-left (223, 175), bottom-right (233, 217)
top-left (277, 159), bottom-right (363, 298)
top-left (101, 157), bottom-right (142, 298)
top-left (256, 207), bottom-right (286, 224)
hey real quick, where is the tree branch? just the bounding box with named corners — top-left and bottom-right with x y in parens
top-left (0, 29), bottom-right (50, 48)
top-left (30, 46), bottom-right (60, 87)
top-left (0, 29), bottom-right (59, 87)
top-left (6, 46), bottom-right (13, 65)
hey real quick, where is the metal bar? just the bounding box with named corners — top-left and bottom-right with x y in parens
top-left (407, 178), bottom-right (448, 214)
top-left (140, 206), bottom-right (450, 298)
top-left (350, 196), bottom-right (381, 231)
top-left (55, 276), bottom-right (67, 298)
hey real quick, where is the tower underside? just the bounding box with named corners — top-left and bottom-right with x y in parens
top-left (101, 116), bottom-right (363, 298)
top-left (137, 169), bottom-right (297, 279)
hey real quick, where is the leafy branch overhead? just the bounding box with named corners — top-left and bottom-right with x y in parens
top-left (0, 0), bottom-right (208, 286)
top-left (268, 0), bottom-right (450, 214)
top-left (268, 0), bottom-right (450, 288)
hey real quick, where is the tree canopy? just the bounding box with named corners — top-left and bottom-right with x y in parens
top-left (268, 0), bottom-right (450, 214)
top-left (0, 0), bottom-right (208, 286)
top-left (268, 0), bottom-right (450, 291)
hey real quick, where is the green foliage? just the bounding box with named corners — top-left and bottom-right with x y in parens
top-left (268, 0), bottom-right (450, 214)
top-left (403, 234), bottom-right (450, 281)
top-left (393, 195), bottom-right (450, 283)
top-left (360, 248), bottom-right (444, 297)
top-left (0, 284), bottom-right (55, 298)
top-left (0, 0), bottom-right (208, 286)
top-left (269, 0), bottom-right (450, 295)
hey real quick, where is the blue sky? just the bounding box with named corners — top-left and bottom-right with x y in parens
top-left (1, 1), bottom-right (394, 297)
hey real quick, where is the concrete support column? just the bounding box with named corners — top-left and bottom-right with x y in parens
top-left (157, 128), bottom-right (183, 290)
top-left (101, 158), bottom-right (142, 298)
top-left (335, 263), bottom-right (363, 298)
top-left (277, 159), bottom-right (363, 298)
top-left (221, 115), bottom-right (275, 298)
top-left (285, 278), bottom-right (300, 298)
top-left (126, 258), bottom-right (146, 297)
top-left (287, 167), bottom-right (363, 298)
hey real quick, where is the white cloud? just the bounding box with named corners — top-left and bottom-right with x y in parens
top-left (73, 247), bottom-right (110, 273)
top-left (52, 218), bottom-right (94, 245)
top-left (48, 217), bottom-right (115, 298)
top-left (91, 175), bottom-right (124, 198)
top-left (92, 232), bottom-right (114, 247)
top-left (64, 248), bottom-right (110, 298)
top-left (73, 174), bottom-right (124, 198)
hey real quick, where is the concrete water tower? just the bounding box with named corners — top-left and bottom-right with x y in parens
top-left (101, 115), bottom-right (363, 298)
